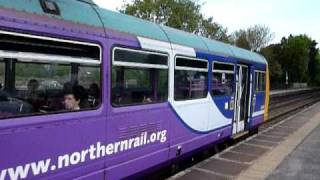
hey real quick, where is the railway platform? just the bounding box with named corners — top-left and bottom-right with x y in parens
top-left (170, 102), bottom-right (320, 180)
top-left (269, 87), bottom-right (312, 96)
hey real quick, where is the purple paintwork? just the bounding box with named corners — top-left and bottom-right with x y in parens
top-left (0, 6), bottom-right (264, 180)
top-left (251, 115), bottom-right (265, 128)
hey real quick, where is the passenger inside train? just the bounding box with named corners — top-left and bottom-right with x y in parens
top-left (0, 60), bottom-right (101, 119)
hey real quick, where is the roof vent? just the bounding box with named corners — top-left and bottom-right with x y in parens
top-left (40, 0), bottom-right (60, 16)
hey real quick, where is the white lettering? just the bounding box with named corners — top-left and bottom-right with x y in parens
top-left (150, 133), bottom-right (156, 143)
top-left (0, 169), bottom-right (7, 180)
top-left (2, 130), bottom-right (168, 180)
top-left (106, 144), bottom-right (114, 155)
top-left (30, 159), bottom-right (51, 175)
top-left (8, 164), bottom-right (30, 180)
top-left (58, 154), bottom-right (70, 168)
top-left (120, 140), bottom-right (128, 151)
top-left (96, 142), bottom-right (105, 158)
top-left (70, 152), bottom-right (81, 165)
top-left (81, 149), bottom-right (89, 162)
top-left (89, 145), bottom-right (96, 160)
top-left (114, 142), bottom-right (121, 153)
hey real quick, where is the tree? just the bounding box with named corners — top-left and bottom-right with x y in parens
top-left (261, 44), bottom-right (283, 83)
top-left (247, 25), bottom-right (274, 51)
top-left (308, 40), bottom-right (319, 83)
top-left (279, 35), bottom-right (313, 83)
top-left (314, 53), bottom-right (320, 85)
top-left (231, 29), bottom-right (250, 50)
top-left (232, 25), bottom-right (274, 51)
top-left (121, 0), bottom-right (229, 41)
top-left (196, 17), bottom-right (230, 42)
top-left (261, 35), bottom-right (320, 88)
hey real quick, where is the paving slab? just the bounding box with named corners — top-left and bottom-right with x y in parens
top-left (219, 151), bottom-right (258, 163)
top-left (200, 158), bottom-right (249, 176)
top-left (230, 144), bottom-right (269, 156)
top-left (177, 169), bottom-right (229, 180)
top-left (171, 103), bottom-right (320, 180)
top-left (237, 103), bottom-right (320, 180)
top-left (245, 139), bottom-right (279, 148)
top-left (267, 124), bottom-right (320, 180)
top-left (253, 135), bottom-right (284, 143)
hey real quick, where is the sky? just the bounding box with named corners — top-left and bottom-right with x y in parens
top-left (93, 0), bottom-right (320, 46)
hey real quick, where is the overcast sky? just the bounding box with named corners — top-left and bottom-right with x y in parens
top-left (93, 0), bottom-right (320, 46)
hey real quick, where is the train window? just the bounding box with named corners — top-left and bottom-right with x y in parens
top-left (114, 48), bottom-right (168, 66)
top-left (78, 66), bottom-right (100, 89)
top-left (112, 48), bottom-right (168, 107)
top-left (0, 31), bottom-right (101, 120)
top-left (255, 71), bottom-right (266, 92)
top-left (0, 31), bottom-right (100, 60)
top-left (174, 57), bottom-right (208, 101)
top-left (15, 63), bottom-right (70, 91)
top-left (212, 62), bottom-right (234, 96)
top-left (213, 63), bottom-right (234, 72)
top-left (0, 61), bottom-right (4, 90)
top-left (78, 66), bottom-right (101, 107)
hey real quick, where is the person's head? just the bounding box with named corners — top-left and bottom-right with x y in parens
top-left (89, 83), bottom-right (99, 97)
top-left (27, 79), bottom-right (39, 91)
top-left (63, 82), bottom-right (73, 93)
top-left (64, 86), bottom-right (82, 110)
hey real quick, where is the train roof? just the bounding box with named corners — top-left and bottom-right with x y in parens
top-left (0, 0), bottom-right (267, 65)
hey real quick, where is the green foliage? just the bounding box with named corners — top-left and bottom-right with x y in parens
top-left (313, 53), bottom-right (320, 85)
top-left (279, 35), bottom-right (313, 83)
top-left (121, 1), bottom-right (320, 88)
top-left (308, 40), bottom-right (318, 83)
top-left (232, 25), bottom-right (274, 51)
top-left (260, 44), bottom-right (282, 81)
top-left (232, 29), bottom-right (250, 50)
top-left (121, 0), bottom-right (229, 42)
top-left (262, 34), bottom-right (319, 88)
top-left (196, 17), bottom-right (230, 43)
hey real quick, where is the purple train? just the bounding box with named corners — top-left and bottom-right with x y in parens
top-left (0, 0), bottom-right (269, 179)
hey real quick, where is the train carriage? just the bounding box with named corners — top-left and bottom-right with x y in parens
top-left (0, 0), bottom-right (269, 179)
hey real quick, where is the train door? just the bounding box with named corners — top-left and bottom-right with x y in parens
top-left (233, 64), bottom-right (251, 135)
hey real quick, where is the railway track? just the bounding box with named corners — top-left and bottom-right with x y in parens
top-left (262, 88), bottom-right (320, 129)
top-left (147, 88), bottom-right (320, 180)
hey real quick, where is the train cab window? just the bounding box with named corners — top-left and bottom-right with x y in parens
top-left (255, 71), bottom-right (266, 92)
top-left (0, 31), bottom-right (101, 120)
top-left (174, 57), bottom-right (208, 101)
top-left (111, 48), bottom-right (168, 107)
top-left (211, 62), bottom-right (234, 96)
top-left (0, 61), bottom-right (4, 90)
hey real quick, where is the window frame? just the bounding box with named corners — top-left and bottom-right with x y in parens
top-left (174, 56), bottom-right (209, 101)
top-left (0, 30), bottom-right (103, 122)
top-left (211, 61), bottom-right (235, 97)
top-left (111, 47), bottom-right (170, 107)
top-left (112, 47), bottom-right (169, 69)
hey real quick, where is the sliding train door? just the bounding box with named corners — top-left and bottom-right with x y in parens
top-left (233, 64), bottom-right (251, 135)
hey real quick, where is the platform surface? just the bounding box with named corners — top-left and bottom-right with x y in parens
top-left (170, 102), bottom-right (320, 180)
top-left (267, 123), bottom-right (320, 180)
top-left (270, 88), bottom-right (312, 96)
